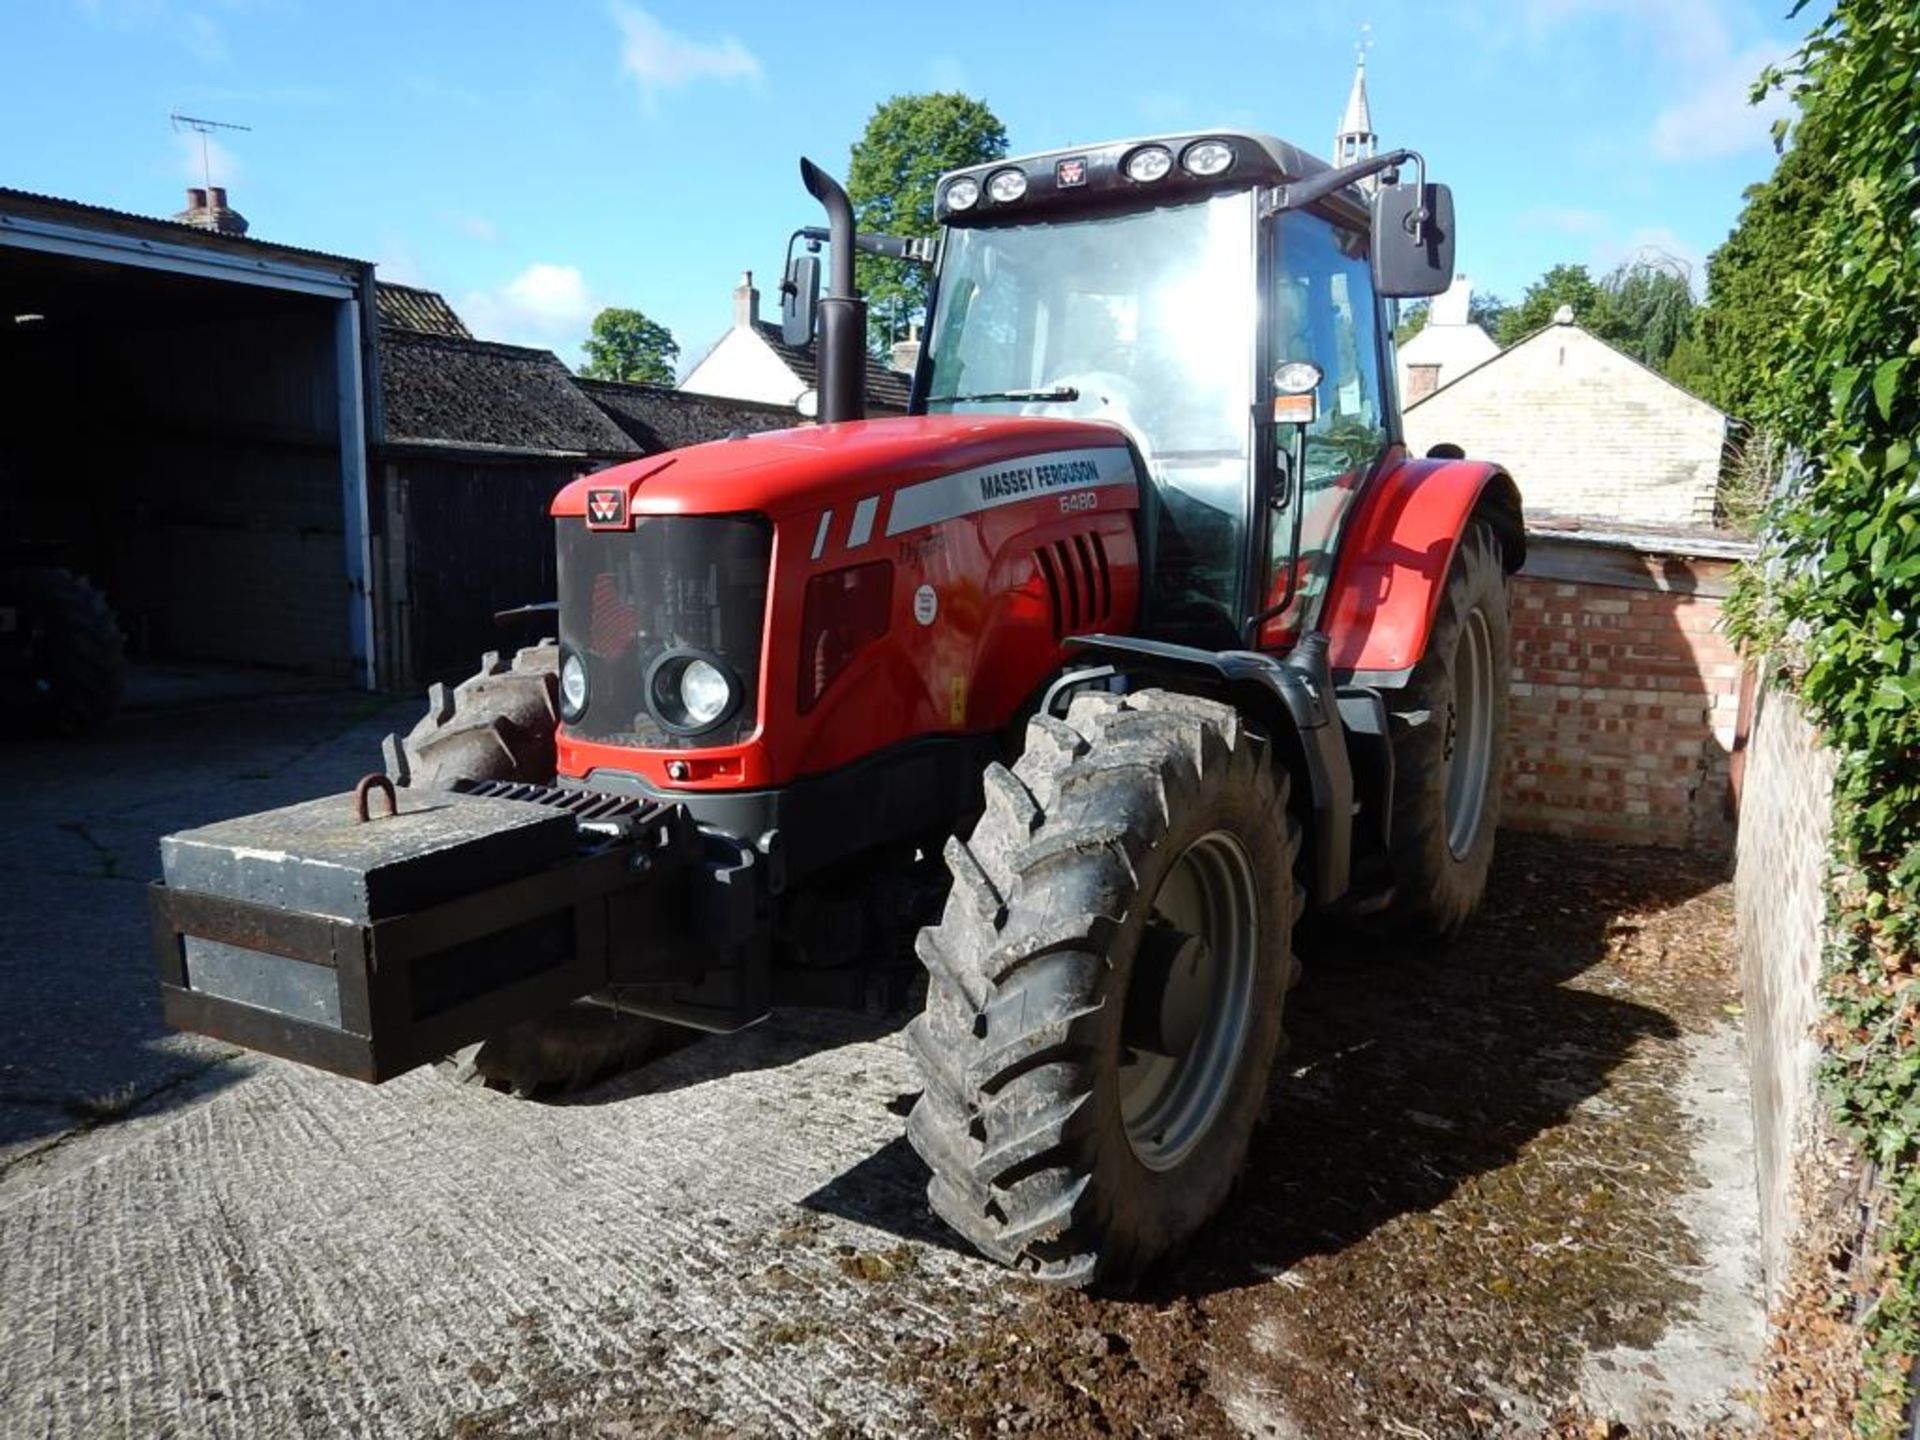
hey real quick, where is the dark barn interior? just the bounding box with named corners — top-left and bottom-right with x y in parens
top-left (0, 231), bottom-right (367, 681)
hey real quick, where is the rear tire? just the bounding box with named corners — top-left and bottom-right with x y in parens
top-left (383, 643), bottom-right (559, 789)
top-left (906, 689), bottom-right (1301, 1289)
top-left (1377, 519), bottom-right (1511, 939)
top-left (3, 567), bottom-right (124, 736)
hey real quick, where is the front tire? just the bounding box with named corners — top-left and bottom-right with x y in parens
top-left (907, 690), bottom-right (1301, 1288)
top-left (1378, 518), bottom-right (1511, 939)
top-left (383, 643), bottom-right (559, 789)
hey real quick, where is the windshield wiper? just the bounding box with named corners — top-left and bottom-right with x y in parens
top-left (928, 385), bottom-right (1081, 405)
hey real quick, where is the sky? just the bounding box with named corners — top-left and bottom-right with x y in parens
top-left (0, 0), bottom-right (1813, 375)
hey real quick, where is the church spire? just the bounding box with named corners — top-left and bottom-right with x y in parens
top-left (1334, 26), bottom-right (1376, 168)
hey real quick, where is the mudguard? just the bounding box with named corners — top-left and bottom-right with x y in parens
top-left (1321, 455), bottom-right (1524, 683)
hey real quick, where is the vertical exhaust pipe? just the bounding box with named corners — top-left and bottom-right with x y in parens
top-left (799, 158), bottom-right (867, 424)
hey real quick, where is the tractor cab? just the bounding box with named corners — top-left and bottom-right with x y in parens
top-left (912, 132), bottom-right (1454, 650)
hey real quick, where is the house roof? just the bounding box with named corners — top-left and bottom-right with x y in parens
top-left (1404, 318), bottom-right (1728, 419)
top-left (576, 379), bottom-right (798, 453)
top-left (375, 281), bottom-right (471, 338)
top-left (750, 320), bottom-right (913, 412)
top-left (379, 330), bottom-right (640, 459)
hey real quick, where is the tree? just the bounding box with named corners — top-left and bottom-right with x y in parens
top-left (1600, 255), bottom-right (1698, 374)
top-left (847, 92), bottom-right (1008, 344)
top-left (1496, 263), bottom-right (1613, 345)
top-left (580, 307), bottom-right (678, 385)
top-left (1394, 292), bottom-right (1506, 347)
top-left (1694, 140), bottom-right (1825, 419)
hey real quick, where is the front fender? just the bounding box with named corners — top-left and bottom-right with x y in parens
top-left (1322, 456), bottom-right (1523, 682)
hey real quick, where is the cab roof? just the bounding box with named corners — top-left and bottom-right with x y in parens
top-left (936, 130), bottom-right (1368, 228)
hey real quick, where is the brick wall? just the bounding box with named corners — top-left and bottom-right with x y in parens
top-left (1501, 528), bottom-right (1751, 853)
top-left (1732, 683), bottom-right (1836, 1293)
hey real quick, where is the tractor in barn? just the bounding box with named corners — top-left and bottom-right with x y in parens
top-left (151, 132), bottom-right (1520, 1288)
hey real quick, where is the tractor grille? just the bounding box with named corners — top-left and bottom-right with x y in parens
top-left (556, 515), bottom-right (771, 751)
top-left (1035, 531), bottom-right (1113, 637)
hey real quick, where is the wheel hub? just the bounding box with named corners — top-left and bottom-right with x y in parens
top-left (1118, 830), bottom-right (1259, 1171)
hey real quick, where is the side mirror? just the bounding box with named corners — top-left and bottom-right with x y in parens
top-left (781, 252), bottom-right (820, 347)
top-left (1371, 181), bottom-right (1455, 299)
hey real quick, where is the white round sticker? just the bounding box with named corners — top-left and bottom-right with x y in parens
top-left (913, 584), bottom-right (938, 626)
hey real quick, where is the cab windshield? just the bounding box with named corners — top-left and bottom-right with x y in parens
top-left (924, 190), bottom-right (1256, 638)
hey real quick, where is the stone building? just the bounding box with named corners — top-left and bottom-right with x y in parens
top-left (1395, 276), bottom-right (1499, 403)
top-left (1403, 311), bottom-right (1730, 526)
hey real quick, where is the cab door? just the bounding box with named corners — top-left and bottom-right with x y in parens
top-left (1256, 208), bottom-right (1391, 649)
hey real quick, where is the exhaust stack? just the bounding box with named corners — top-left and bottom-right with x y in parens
top-left (798, 158), bottom-right (867, 424)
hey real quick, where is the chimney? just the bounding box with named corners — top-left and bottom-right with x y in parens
top-left (173, 184), bottom-right (249, 237)
top-left (734, 270), bottom-right (759, 328)
top-left (890, 320), bottom-right (921, 376)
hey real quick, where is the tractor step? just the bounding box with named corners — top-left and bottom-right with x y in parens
top-left (151, 782), bottom-right (697, 1083)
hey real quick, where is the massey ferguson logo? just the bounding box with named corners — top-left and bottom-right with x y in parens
top-left (586, 487), bottom-right (627, 528)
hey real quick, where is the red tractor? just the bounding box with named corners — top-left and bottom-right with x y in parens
top-left (153, 132), bottom-right (1520, 1289)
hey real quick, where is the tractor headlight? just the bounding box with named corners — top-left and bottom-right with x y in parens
top-left (1181, 140), bottom-right (1234, 177)
top-left (645, 649), bottom-right (742, 735)
top-left (944, 176), bottom-right (980, 211)
top-left (1123, 145), bottom-right (1173, 183)
top-left (559, 651), bottom-right (588, 721)
top-left (679, 659), bottom-right (731, 726)
top-left (985, 168), bottom-right (1028, 203)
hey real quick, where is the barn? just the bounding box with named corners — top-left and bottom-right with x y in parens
top-left (0, 187), bottom-right (379, 686)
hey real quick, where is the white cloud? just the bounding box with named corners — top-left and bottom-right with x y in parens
top-left (451, 214), bottom-right (498, 243)
top-left (610, 3), bottom-right (761, 106)
top-left (459, 263), bottom-right (597, 351)
top-left (1651, 43), bottom-right (1793, 160)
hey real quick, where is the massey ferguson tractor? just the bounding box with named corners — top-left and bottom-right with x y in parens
top-left (152, 131), bottom-right (1521, 1288)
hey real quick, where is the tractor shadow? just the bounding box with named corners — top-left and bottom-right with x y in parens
top-left (801, 830), bottom-right (1730, 1286)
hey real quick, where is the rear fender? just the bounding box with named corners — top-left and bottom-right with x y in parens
top-left (1322, 456), bottom-right (1523, 683)
top-left (1062, 635), bottom-right (1353, 906)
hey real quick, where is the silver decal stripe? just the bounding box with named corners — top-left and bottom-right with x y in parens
top-left (811, 509), bottom-right (834, 561)
top-left (848, 495), bottom-right (880, 549)
top-left (883, 446), bottom-right (1137, 538)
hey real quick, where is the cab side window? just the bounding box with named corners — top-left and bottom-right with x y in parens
top-left (1272, 212), bottom-right (1386, 482)
top-left (1264, 212), bottom-right (1387, 634)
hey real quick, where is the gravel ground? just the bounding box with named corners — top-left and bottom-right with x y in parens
top-left (0, 691), bottom-right (1766, 1438)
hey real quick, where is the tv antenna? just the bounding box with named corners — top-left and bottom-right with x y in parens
top-left (169, 112), bottom-right (251, 190)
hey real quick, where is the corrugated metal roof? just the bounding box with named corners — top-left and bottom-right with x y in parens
top-left (0, 186), bottom-right (370, 273)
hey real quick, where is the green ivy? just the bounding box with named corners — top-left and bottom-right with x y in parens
top-left (1726, 3), bottom-right (1920, 1431)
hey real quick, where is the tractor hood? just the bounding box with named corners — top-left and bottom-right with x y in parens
top-left (551, 414), bottom-right (1139, 525)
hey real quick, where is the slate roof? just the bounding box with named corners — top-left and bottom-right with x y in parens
top-left (750, 320), bottom-right (913, 412)
top-left (576, 379), bottom-right (799, 453)
top-left (376, 282), bottom-right (471, 338)
top-left (379, 330), bottom-right (640, 459)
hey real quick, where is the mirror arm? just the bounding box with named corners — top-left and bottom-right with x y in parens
top-left (793, 226), bottom-right (936, 266)
top-left (1269, 147), bottom-right (1422, 220)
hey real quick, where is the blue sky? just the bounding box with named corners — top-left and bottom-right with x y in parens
top-left (2, 0), bottom-right (1811, 373)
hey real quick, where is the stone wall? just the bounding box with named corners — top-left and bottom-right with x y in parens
top-left (1502, 528), bottom-right (1750, 852)
top-left (1732, 684), bottom-right (1837, 1294)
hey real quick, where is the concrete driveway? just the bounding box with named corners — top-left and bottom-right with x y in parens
top-left (0, 688), bottom-right (1766, 1438)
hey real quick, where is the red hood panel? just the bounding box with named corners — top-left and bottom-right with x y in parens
top-left (552, 415), bottom-right (1134, 520)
